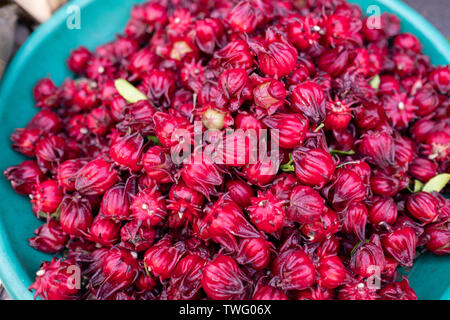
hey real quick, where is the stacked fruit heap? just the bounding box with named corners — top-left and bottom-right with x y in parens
top-left (4, 0), bottom-right (450, 300)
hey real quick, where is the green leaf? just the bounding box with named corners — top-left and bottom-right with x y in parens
top-left (147, 135), bottom-right (162, 146)
top-left (114, 79), bottom-right (148, 103)
top-left (413, 180), bottom-right (424, 193)
top-left (369, 74), bottom-right (380, 90)
top-left (330, 149), bottom-right (355, 156)
top-left (422, 173), bottom-right (450, 193)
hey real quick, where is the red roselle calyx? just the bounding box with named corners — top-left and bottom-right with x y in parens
top-left (350, 234), bottom-right (386, 277)
top-left (291, 81), bottom-right (326, 124)
top-left (406, 192), bottom-right (439, 224)
top-left (288, 185), bottom-right (325, 224)
top-left (202, 255), bottom-right (249, 300)
top-left (271, 249), bottom-right (316, 291)
top-left (29, 258), bottom-right (79, 300)
top-left (381, 225), bottom-right (417, 267)
top-left (247, 190), bottom-right (286, 234)
top-left (292, 148), bottom-right (335, 188)
top-left (74, 159), bottom-right (118, 195)
top-left (5, 160), bottom-right (44, 195)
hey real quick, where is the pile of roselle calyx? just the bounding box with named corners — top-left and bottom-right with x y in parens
top-left (4, 0), bottom-right (450, 300)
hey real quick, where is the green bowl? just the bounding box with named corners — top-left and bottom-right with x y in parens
top-left (0, 0), bottom-right (448, 300)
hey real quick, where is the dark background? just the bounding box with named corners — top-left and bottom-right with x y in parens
top-left (404, 0), bottom-right (449, 37)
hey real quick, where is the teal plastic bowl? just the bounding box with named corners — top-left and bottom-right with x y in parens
top-left (0, 0), bottom-right (449, 300)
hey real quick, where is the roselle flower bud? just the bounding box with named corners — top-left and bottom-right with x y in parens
top-left (370, 169), bottom-right (406, 197)
top-left (56, 159), bottom-right (87, 192)
top-left (254, 39), bottom-right (298, 78)
top-left (408, 158), bottom-right (437, 182)
top-left (423, 131), bottom-right (450, 161)
top-left (142, 146), bottom-right (174, 184)
top-left (297, 286), bottom-right (334, 300)
top-left (337, 279), bottom-right (379, 300)
top-left (288, 185), bottom-right (325, 224)
top-left (263, 113), bottom-right (309, 149)
top-left (33, 78), bottom-right (58, 108)
top-left (204, 195), bottom-right (260, 251)
top-left (101, 184), bottom-right (133, 221)
top-left (394, 135), bottom-right (415, 167)
top-left (324, 99), bottom-right (352, 131)
top-left (342, 202), bottom-right (368, 241)
top-left (327, 168), bottom-right (367, 209)
top-left (287, 16), bottom-right (322, 51)
top-left (350, 234), bottom-right (386, 277)
top-left (381, 225), bottom-right (417, 267)
top-left (167, 182), bottom-right (204, 224)
top-left (130, 187), bottom-right (167, 227)
top-left (316, 237), bottom-right (340, 258)
top-left (236, 237), bottom-right (272, 271)
top-left (180, 153), bottom-right (224, 198)
top-left (98, 247), bottom-right (139, 298)
top-left (120, 220), bottom-right (156, 253)
top-left (4, 160), bottom-right (44, 195)
top-left (27, 110), bottom-right (61, 134)
top-left (428, 65), bottom-right (450, 94)
top-left (272, 249), bottom-right (316, 291)
top-left (317, 255), bottom-right (348, 289)
top-left (227, 1), bottom-right (263, 33)
top-left (135, 272), bottom-right (157, 293)
top-left (414, 84), bottom-right (439, 116)
top-left (242, 157), bottom-right (280, 188)
top-left (10, 128), bottom-right (41, 157)
top-left (253, 78), bottom-right (287, 115)
top-left (225, 180), bottom-right (254, 208)
top-left (247, 190), bottom-right (286, 234)
top-left (354, 102), bottom-right (386, 131)
top-left (301, 206), bottom-right (341, 243)
top-left (407, 192), bottom-right (439, 224)
top-left (195, 18), bottom-right (224, 54)
top-left (29, 219), bottom-right (68, 253)
top-left (67, 46), bottom-right (92, 74)
top-left (424, 221), bottom-right (450, 255)
top-left (35, 135), bottom-right (68, 172)
top-left (379, 277), bottom-right (417, 300)
top-left (219, 68), bottom-right (249, 100)
top-left (127, 48), bottom-right (158, 77)
top-left (59, 195), bottom-right (93, 237)
top-left (317, 47), bottom-right (351, 77)
top-left (343, 161), bottom-right (371, 186)
top-left (141, 70), bottom-right (175, 106)
top-left (30, 258), bottom-right (79, 300)
top-left (122, 100), bottom-right (157, 135)
top-left (88, 216), bottom-right (121, 246)
top-left (144, 239), bottom-right (182, 280)
top-left (86, 106), bottom-right (113, 136)
top-left (270, 173), bottom-right (299, 201)
top-left (359, 131), bottom-right (395, 169)
top-left (292, 148), bottom-right (335, 188)
top-left (253, 285), bottom-right (288, 300)
top-left (75, 159), bottom-right (119, 195)
top-left (153, 111), bottom-right (193, 149)
top-left (235, 112), bottom-right (266, 133)
top-left (367, 196), bottom-right (398, 227)
top-left (214, 40), bottom-right (254, 70)
top-left (142, 2), bottom-right (168, 27)
top-left (202, 255), bottom-right (249, 300)
top-left (72, 79), bottom-right (100, 110)
top-left (167, 254), bottom-right (205, 300)
top-left (110, 132), bottom-right (145, 172)
top-left (31, 180), bottom-right (64, 216)
top-left (393, 33), bottom-right (421, 53)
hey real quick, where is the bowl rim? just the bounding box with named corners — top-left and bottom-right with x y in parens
top-left (0, 0), bottom-right (449, 300)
